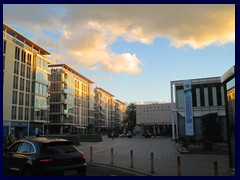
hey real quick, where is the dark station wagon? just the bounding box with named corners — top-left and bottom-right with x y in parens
top-left (3, 137), bottom-right (87, 176)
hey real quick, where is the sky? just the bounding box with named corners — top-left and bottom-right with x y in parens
top-left (3, 4), bottom-right (235, 104)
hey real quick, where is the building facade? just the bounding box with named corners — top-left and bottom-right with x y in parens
top-left (221, 65), bottom-right (235, 173)
top-left (48, 64), bottom-right (94, 134)
top-left (136, 103), bottom-right (172, 135)
top-left (115, 99), bottom-right (126, 128)
top-left (170, 77), bottom-right (226, 140)
top-left (94, 87), bottom-right (115, 130)
top-left (3, 23), bottom-right (51, 137)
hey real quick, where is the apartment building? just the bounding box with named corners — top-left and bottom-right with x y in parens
top-left (48, 64), bottom-right (94, 134)
top-left (115, 99), bottom-right (126, 128)
top-left (170, 77), bottom-right (226, 140)
top-left (136, 103), bottom-right (172, 135)
top-left (94, 87), bottom-right (115, 129)
top-left (3, 23), bottom-right (51, 137)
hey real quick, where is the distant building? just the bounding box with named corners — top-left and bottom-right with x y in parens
top-left (3, 23), bottom-right (51, 137)
top-left (170, 77), bottom-right (226, 140)
top-left (115, 99), bottom-right (126, 128)
top-left (221, 65), bottom-right (235, 174)
top-left (94, 87), bottom-right (115, 129)
top-left (48, 64), bottom-right (94, 134)
top-left (136, 103), bottom-right (172, 136)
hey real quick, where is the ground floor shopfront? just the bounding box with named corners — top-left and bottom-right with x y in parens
top-left (3, 120), bottom-right (44, 138)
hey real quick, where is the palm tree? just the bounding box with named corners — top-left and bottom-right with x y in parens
top-left (125, 103), bottom-right (137, 132)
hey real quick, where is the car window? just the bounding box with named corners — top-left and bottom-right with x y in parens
top-left (40, 142), bottom-right (78, 154)
top-left (8, 142), bottom-right (21, 153)
top-left (18, 142), bottom-right (35, 154)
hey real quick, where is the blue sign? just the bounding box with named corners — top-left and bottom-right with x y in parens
top-left (184, 80), bottom-right (194, 136)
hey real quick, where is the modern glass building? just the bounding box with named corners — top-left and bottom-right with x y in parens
top-left (3, 23), bottom-right (51, 137)
top-left (170, 77), bottom-right (226, 140)
top-left (221, 65), bottom-right (235, 174)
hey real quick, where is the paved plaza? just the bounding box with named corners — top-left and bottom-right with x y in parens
top-left (77, 135), bottom-right (232, 176)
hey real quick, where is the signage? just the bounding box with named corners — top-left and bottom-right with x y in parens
top-left (184, 80), bottom-right (194, 136)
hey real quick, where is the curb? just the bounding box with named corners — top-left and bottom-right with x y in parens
top-left (87, 162), bottom-right (153, 176)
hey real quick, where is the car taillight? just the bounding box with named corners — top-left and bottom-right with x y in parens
top-left (38, 158), bottom-right (55, 162)
top-left (80, 154), bottom-right (85, 160)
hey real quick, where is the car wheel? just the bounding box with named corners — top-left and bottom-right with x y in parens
top-left (23, 168), bottom-right (32, 176)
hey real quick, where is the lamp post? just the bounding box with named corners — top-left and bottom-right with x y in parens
top-left (46, 93), bottom-right (50, 134)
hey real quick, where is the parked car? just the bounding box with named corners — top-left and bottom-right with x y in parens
top-left (3, 137), bottom-right (87, 176)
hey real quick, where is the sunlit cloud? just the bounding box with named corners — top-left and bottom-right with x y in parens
top-left (3, 4), bottom-right (235, 74)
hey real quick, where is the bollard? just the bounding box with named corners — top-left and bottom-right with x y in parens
top-left (214, 161), bottom-right (218, 176)
top-left (130, 150), bottom-right (133, 168)
top-left (111, 148), bottom-right (114, 164)
top-left (90, 146), bottom-right (93, 162)
top-left (177, 156), bottom-right (181, 176)
top-left (151, 152), bottom-right (154, 173)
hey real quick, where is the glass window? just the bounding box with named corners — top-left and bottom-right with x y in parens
top-left (26, 66), bottom-right (31, 79)
top-left (14, 61), bottom-right (19, 75)
top-left (13, 75), bottom-right (18, 89)
top-left (20, 78), bottom-right (25, 91)
top-left (212, 87), bottom-right (217, 106)
top-left (18, 142), bottom-right (34, 154)
top-left (3, 40), bottom-right (6, 54)
top-left (12, 106), bottom-right (17, 120)
top-left (204, 87), bottom-right (209, 106)
top-left (26, 80), bottom-right (30, 92)
top-left (15, 47), bottom-right (20, 60)
top-left (21, 64), bottom-right (25, 77)
top-left (25, 108), bottom-right (29, 120)
top-left (221, 86), bottom-right (225, 106)
top-left (176, 89), bottom-right (184, 108)
top-left (19, 92), bottom-right (24, 106)
top-left (196, 88), bottom-right (201, 107)
top-left (18, 107), bottom-right (23, 120)
top-left (25, 93), bottom-right (30, 106)
top-left (21, 50), bottom-right (26, 63)
top-left (9, 142), bottom-right (21, 153)
top-left (12, 90), bottom-right (18, 104)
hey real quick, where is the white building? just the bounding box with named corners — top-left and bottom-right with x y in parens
top-left (136, 103), bottom-right (172, 136)
top-left (170, 77), bottom-right (226, 140)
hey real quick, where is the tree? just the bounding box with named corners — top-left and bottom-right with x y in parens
top-left (124, 103), bottom-right (137, 132)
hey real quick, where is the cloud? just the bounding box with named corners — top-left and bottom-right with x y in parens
top-left (3, 4), bottom-right (235, 74)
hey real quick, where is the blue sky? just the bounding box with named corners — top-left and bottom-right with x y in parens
top-left (3, 4), bottom-right (235, 104)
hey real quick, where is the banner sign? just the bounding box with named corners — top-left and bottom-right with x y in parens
top-left (184, 80), bottom-right (194, 136)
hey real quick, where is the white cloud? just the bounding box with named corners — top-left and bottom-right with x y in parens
top-left (3, 4), bottom-right (235, 74)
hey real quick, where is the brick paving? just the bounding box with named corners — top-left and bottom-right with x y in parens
top-left (77, 135), bottom-right (232, 176)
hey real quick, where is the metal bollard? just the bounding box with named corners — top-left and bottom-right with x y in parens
top-left (111, 148), bottom-right (114, 164)
top-left (177, 156), bottom-right (181, 176)
top-left (214, 161), bottom-right (218, 176)
top-left (90, 146), bottom-right (93, 162)
top-left (130, 150), bottom-right (133, 168)
top-left (151, 152), bottom-right (154, 173)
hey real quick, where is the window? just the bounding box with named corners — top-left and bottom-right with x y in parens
top-left (18, 107), bottom-right (23, 120)
top-left (19, 92), bottom-right (24, 106)
top-left (25, 94), bottom-right (30, 106)
top-left (204, 87), bottom-right (209, 106)
top-left (20, 78), bottom-right (25, 91)
top-left (13, 75), bottom-right (18, 89)
top-left (27, 53), bottom-right (32, 65)
top-left (12, 90), bottom-right (18, 104)
top-left (26, 80), bottom-right (30, 92)
top-left (212, 87), bottom-right (217, 106)
top-left (14, 61), bottom-right (19, 75)
top-left (15, 47), bottom-right (20, 60)
top-left (12, 106), bottom-right (17, 120)
top-left (26, 66), bottom-right (31, 79)
top-left (25, 108), bottom-right (29, 120)
top-left (21, 64), bottom-right (25, 77)
top-left (196, 88), bottom-right (201, 107)
top-left (9, 142), bottom-right (21, 153)
top-left (3, 40), bottom-right (6, 54)
top-left (18, 142), bottom-right (35, 154)
top-left (21, 50), bottom-right (26, 63)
